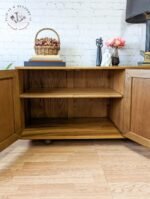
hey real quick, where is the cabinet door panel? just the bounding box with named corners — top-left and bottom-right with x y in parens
top-left (0, 79), bottom-right (15, 141)
top-left (0, 70), bottom-right (21, 151)
top-left (124, 70), bottom-right (150, 147)
top-left (131, 78), bottom-right (150, 139)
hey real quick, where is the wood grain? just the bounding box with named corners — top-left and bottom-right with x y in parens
top-left (16, 66), bottom-right (150, 70)
top-left (0, 139), bottom-right (149, 199)
top-left (24, 70), bottom-right (67, 90)
top-left (20, 88), bottom-right (123, 99)
top-left (0, 70), bottom-right (21, 151)
top-left (22, 118), bottom-right (124, 139)
top-left (16, 66), bottom-right (127, 70)
top-left (16, 67), bottom-right (150, 146)
top-left (109, 70), bottom-right (125, 133)
top-left (131, 78), bottom-right (150, 139)
top-left (29, 99), bottom-right (68, 119)
top-left (69, 99), bottom-right (108, 118)
top-left (0, 77), bottom-right (14, 141)
top-left (123, 70), bottom-right (150, 147)
top-left (125, 132), bottom-right (150, 148)
top-left (21, 70), bottom-right (113, 123)
top-left (26, 99), bottom-right (108, 119)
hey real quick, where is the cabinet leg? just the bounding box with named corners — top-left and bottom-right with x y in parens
top-left (44, 140), bottom-right (52, 145)
top-left (31, 140), bottom-right (52, 145)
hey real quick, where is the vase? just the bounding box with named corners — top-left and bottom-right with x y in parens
top-left (112, 47), bottom-right (120, 66)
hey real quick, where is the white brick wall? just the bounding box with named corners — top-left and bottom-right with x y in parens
top-left (0, 0), bottom-right (146, 69)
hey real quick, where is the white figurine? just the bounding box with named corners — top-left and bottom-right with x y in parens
top-left (101, 48), bottom-right (112, 67)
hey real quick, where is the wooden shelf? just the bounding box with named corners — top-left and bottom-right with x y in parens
top-left (16, 66), bottom-right (126, 70)
top-left (22, 118), bottom-right (124, 139)
top-left (16, 66), bottom-right (150, 70)
top-left (20, 88), bottom-right (123, 99)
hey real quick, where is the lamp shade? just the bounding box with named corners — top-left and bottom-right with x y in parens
top-left (126, 0), bottom-right (150, 23)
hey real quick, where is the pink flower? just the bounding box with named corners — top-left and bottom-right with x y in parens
top-left (106, 37), bottom-right (125, 48)
top-left (106, 38), bottom-right (115, 47)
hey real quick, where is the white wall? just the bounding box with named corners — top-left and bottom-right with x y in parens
top-left (0, 0), bottom-right (145, 69)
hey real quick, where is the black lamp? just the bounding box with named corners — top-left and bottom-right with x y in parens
top-left (126, 0), bottom-right (150, 63)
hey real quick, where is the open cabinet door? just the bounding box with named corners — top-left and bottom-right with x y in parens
top-left (0, 70), bottom-right (21, 151)
top-left (124, 69), bottom-right (150, 148)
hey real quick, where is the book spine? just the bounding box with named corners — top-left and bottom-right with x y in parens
top-left (24, 61), bottom-right (66, 67)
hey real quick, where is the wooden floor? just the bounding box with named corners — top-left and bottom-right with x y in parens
top-left (0, 140), bottom-right (150, 199)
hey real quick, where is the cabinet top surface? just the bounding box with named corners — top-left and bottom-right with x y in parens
top-left (15, 66), bottom-right (150, 70)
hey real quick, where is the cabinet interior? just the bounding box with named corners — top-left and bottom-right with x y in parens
top-left (19, 69), bottom-right (125, 139)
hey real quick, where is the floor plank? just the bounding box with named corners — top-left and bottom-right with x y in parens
top-left (0, 140), bottom-right (149, 199)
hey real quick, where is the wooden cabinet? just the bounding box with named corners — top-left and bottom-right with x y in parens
top-left (123, 70), bottom-right (150, 147)
top-left (0, 71), bottom-right (21, 151)
top-left (18, 68), bottom-right (125, 140)
top-left (0, 67), bottom-right (150, 151)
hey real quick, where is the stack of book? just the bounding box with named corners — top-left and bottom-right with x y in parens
top-left (24, 55), bottom-right (66, 66)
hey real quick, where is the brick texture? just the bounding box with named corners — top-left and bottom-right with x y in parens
top-left (0, 0), bottom-right (145, 69)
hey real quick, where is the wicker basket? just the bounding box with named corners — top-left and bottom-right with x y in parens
top-left (34, 28), bottom-right (60, 55)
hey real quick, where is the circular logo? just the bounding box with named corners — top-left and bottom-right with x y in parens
top-left (5, 5), bottom-right (31, 30)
